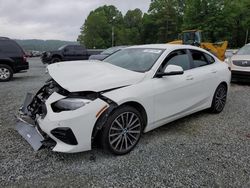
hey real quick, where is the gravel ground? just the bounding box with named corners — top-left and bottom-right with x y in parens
top-left (0, 58), bottom-right (249, 187)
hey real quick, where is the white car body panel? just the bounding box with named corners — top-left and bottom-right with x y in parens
top-left (37, 92), bottom-right (108, 153)
top-left (48, 60), bottom-right (145, 92)
top-left (104, 59), bottom-right (230, 133)
top-left (19, 44), bottom-right (231, 153)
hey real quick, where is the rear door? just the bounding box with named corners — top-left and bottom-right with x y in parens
top-left (187, 49), bottom-right (218, 101)
top-left (74, 45), bottom-right (88, 60)
top-left (0, 40), bottom-right (25, 65)
top-left (63, 45), bottom-right (76, 61)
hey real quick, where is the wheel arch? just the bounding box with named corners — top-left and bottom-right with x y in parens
top-left (91, 100), bottom-right (148, 147)
top-left (219, 81), bottom-right (228, 91)
top-left (0, 59), bottom-right (14, 70)
top-left (51, 54), bottom-right (62, 60)
top-left (120, 101), bottom-right (148, 127)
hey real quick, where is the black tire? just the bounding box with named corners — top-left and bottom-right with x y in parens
top-left (101, 105), bottom-right (143, 155)
top-left (0, 64), bottom-right (13, 82)
top-left (51, 57), bottom-right (61, 64)
top-left (210, 84), bottom-right (227, 113)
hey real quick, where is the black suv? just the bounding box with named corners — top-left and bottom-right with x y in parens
top-left (0, 37), bottom-right (29, 81)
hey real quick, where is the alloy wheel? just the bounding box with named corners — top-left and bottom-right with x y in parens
top-left (108, 112), bottom-right (142, 153)
top-left (0, 68), bottom-right (10, 80)
top-left (214, 86), bottom-right (227, 112)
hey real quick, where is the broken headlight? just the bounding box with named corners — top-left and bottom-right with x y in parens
top-left (52, 98), bottom-right (91, 112)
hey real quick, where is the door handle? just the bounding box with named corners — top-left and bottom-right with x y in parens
top-left (186, 75), bottom-right (194, 80)
top-left (211, 69), bottom-right (217, 73)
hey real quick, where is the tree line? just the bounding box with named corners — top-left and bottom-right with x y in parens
top-left (77, 0), bottom-right (250, 49)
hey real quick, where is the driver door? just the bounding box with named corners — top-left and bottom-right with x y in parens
top-left (150, 49), bottom-right (199, 130)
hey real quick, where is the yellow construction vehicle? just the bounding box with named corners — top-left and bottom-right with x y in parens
top-left (169, 30), bottom-right (228, 61)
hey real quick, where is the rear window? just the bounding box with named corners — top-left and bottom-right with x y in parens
top-left (190, 50), bottom-right (214, 68)
top-left (0, 40), bottom-right (23, 54)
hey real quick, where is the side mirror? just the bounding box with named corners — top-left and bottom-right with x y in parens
top-left (156, 65), bottom-right (184, 78)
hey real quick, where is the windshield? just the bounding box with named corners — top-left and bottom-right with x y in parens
top-left (101, 46), bottom-right (122, 55)
top-left (237, 45), bottom-right (250, 55)
top-left (103, 48), bottom-right (164, 72)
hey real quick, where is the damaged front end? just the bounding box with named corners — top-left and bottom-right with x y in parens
top-left (16, 79), bottom-right (120, 152)
top-left (16, 79), bottom-right (66, 151)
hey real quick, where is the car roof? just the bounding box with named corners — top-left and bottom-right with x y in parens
top-left (126, 44), bottom-right (218, 60)
top-left (127, 44), bottom-right (206, 51)
top-left (0, 37), bottom-right (10, 40)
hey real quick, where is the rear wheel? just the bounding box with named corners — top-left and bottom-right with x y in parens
top-left (210, 84), bottom-right (227, 113)
top-left (101, 106), bottom-right (143, 155)
top-left (0, 64), bottom-right (13, 82)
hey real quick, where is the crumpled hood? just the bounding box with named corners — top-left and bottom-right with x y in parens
top-left (48, 60), bottom-right (145, 92)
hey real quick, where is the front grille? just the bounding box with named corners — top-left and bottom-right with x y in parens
top-left (28, 79), bottom-right (61, 119)
top-left (233, 60), bottom-right (250, 67)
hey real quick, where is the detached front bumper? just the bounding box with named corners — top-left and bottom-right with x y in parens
top-left (16, 93), bottom-right (49, 151)
top-left (16, 90), bottom-right (109, 153)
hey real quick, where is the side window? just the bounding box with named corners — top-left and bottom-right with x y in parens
top-left (161, 50), bottom-right (191, 71)
top-left (74, 46), bottom-right (84, 51)
top-left (0, 41), bottom-right (22, 54)
top-left (204, 53), bottom-right (215, 64)
top-left (74, 46), bottom-right (85, 55)
top-left (64, 46), bottom-right (74, 52)
top-left (190, 50), bottom-right (211, 68)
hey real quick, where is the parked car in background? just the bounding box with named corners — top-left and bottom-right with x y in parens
top-left (0, 37), bottom-right (29, 82)
top-left (31, 50), bottom-right (42, 57)
top-left (225, 49), bottom-right (237, 58)
top-left (41, 44), bottom-right (102, 64)
top-left (89, 46), bottom-right (128, 61)
top-left (225, 43), bottom-right (250, 81)
top-left (16, 44), bottom-right (231, 155)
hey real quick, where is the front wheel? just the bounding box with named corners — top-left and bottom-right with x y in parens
top-left (101, 106), bottom-right (143, 155)
top-left (0, 64), bottom-right (13, 82)
top-left (210, 84), bottom-right (227, 113)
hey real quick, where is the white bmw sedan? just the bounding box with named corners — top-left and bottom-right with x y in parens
top-left (16, 44), bottom-right (231, 155)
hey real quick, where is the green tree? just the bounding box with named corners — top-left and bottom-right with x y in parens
top-left (183, 0), bottom-right (225, 42)
top-left (78, 5), bottom-right (123, 48)
top-left (183, 0), bottom-right (250, 47)
top-left (222, 0), bottom-right (250, 47)
top-left (143, 0), bottom-right (183, 43)
top-left (122, 9), bottom-right (144, 45)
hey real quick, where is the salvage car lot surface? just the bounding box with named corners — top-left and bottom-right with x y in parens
top-left (0, 58), bottom-right (249, 187)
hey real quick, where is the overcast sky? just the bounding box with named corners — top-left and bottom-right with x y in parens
top-left (0, 0), bottom-right (151, 41)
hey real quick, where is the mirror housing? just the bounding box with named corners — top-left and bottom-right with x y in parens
top-left (156, 65), bottom-right (184, 78)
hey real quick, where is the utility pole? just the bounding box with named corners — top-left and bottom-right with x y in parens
top-left (111, 16), bottom-right (115, 47)
top-left (245, 29), bottom-right (249, 44)
top-left (112, 26), bottom-right (114, 47)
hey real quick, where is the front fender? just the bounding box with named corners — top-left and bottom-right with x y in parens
top-left (102, 82), bottom-right (155, 129)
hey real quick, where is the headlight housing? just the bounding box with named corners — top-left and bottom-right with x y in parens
top-left (52, 98), bottom-right (91, 112)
